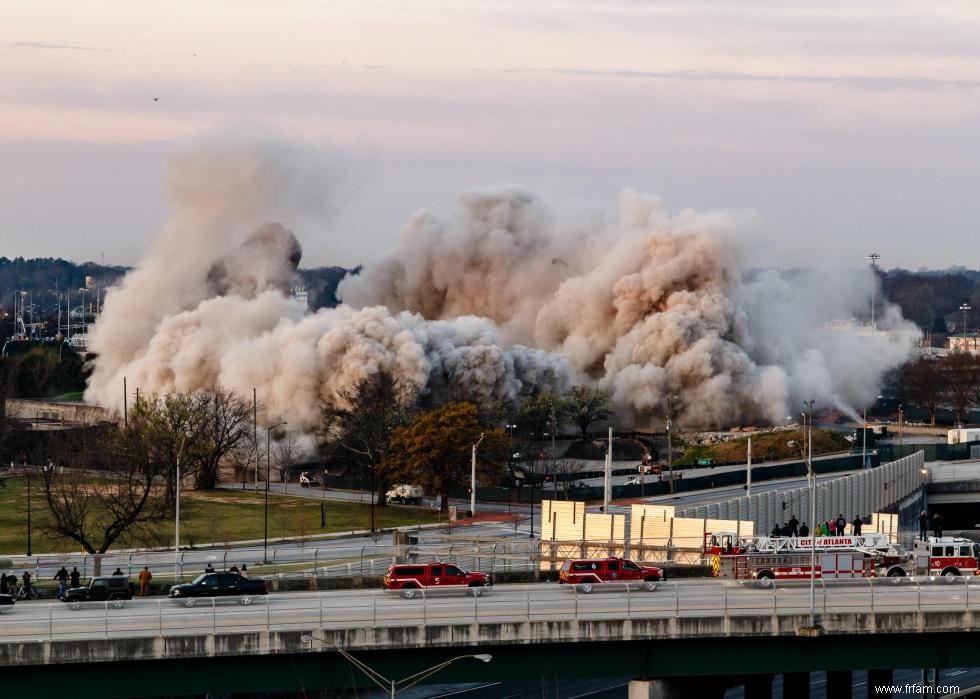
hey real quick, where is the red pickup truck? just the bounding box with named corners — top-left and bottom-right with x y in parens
top-left (558, 557), bottom-right (664, 593)
top-left (382, 562), bottom-right (492, 598)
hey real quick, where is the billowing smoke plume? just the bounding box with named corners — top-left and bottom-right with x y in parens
top-left (86, 137), bottom-right (920, 432)
top-left (85, 142), bottom-right (569, 430)
top-left (341, 188), bottom-right (921, 426)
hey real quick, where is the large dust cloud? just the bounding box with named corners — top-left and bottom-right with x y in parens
top-left (85, 138), bottom-right (920, 431)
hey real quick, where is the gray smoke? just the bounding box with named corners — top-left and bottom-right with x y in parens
top-left (86, 136), bottom-right (920, 431)
top-left (342, 189), bottom-right (921, 427)
top-left (85, 141), bottom-right (568, 429)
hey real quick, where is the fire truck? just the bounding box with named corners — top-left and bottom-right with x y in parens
top-left (912, 537), bottom-right (980, 577)
top-left (704, 532), bottom-right (907, 581)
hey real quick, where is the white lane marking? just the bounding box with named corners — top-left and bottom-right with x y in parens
top-left (426, 682), bottom-right (502, 698)
top-left (947, 670), bottom-right (967, 676)
top-left (567, 683), bottom-right (629, 698)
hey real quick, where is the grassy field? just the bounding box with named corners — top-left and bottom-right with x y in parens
top-left (0, 478), bottom-right (440, 556)
top-left (675, 429), bottom-right (852, 466)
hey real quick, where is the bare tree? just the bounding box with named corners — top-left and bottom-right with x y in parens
top-left (127, 394), bottom-right (203, 513)
top-left (40, 427), bottom-right (169, 554)
top-left (901, 357), bottom-right (943, 426)
top-left (551, 459), bottom-right (581, 500)
top-left (942, 352), bottom-right (979, 424)
top-left (192, 389), bottom-right (253, 489)
top-left (272, 430), bottom-right (305, 491)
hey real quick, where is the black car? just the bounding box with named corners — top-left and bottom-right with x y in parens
top-left (169, 571), bottom-right (267, 606)
top-left (0, 593), bottom-right (14, 608)
top-left (62, 576), bottom-right (135, 609)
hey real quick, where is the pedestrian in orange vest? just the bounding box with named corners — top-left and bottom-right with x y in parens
top-left (138, 566), bottom-right (152, 597)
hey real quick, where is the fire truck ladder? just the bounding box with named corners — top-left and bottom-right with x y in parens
top-left (745, 534), bottom-right (895, 556)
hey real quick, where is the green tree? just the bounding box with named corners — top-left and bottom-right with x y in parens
top-left (516, 394), bottom-right (564, 437)
top-left (320, 371), bottom-right (419, 506)
top-left (383, 402), bottom-right (510, 513)
top-left (561, 386), bottom-right (614, 438)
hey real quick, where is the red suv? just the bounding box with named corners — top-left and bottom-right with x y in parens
top-left (558, 557), bottom-right (664, 593)
top-left (382, 562), bottom-right (492, 598)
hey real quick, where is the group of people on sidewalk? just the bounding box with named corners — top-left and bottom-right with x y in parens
top-left (3, 561), bottom-right (251, 600)
top-left (769, 513), bottom-right (864, 538)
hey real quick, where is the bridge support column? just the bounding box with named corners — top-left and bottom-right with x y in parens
top-left (628, 678), bottom-right (729, 698)
top-left (867, 669), bottom-right (892, 693)
top-left (826, 670), bottom-right (852, 699)
top-left (782, 672), bottom-right (810, 698)
top-left (744, 673), bottom-right (773, 699)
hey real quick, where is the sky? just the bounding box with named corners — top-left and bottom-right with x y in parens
top-left (2, 0), bottom-right (980, 271)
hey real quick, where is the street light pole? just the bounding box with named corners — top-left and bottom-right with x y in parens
top-left (264, 421), bottom-right (287, 563)
top-left (867, 252), bottom-right (880, 331)
top-left (803, 399), bottom-right (817, 630)
top-left (174, 429), bottom-right (192, 582)
top-left (960, 303), bottom-right (972, 349)
top-left (26, 460), bottom-right (32, 557)
top-left (470, 432), bottom-right (484, 517)
top-left (862, 407), bottom-right (868, 469)
top-left (302, 635), bottom-right (491, 698)
top-left (898, 404), bottom-right (904, 446)
top-left (666, 395), bottom-right (675, 495)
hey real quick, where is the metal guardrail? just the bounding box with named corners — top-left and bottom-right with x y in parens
top-left (678, 452), bottom-right (925, 535)
top-left (4, 539), bottom-right (714, 588)
top-left (1, 577), bottom-right (977, 645)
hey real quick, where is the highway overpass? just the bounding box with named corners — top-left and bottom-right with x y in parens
top-left (2, 579), bottom-right (979, 697)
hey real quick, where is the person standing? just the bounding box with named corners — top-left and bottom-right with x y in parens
top-left (787, 515), bottom-right (800, 538)
top-left (69, 567), bottom-right (81, 589)
top-left (835, 514), bottom-right (846, 536)
top-left (138, 566), bottom-right (152, 597)
top-left (21, 571), bottom-right (32, 599)
top-left (54, 566), bottom-right (69, 599)
top-left (919, 510), bottom-right (929, 541)
top-left (852, 516), bottom-right (863, 536)
top-left (933, 511), bottom-right (943, 538)
top-left (799, 522), bottom-right (810, 537)
top-left (240, 564), bottom-right (248, 577)
top-left (0, 573), bottom-right (7, 595)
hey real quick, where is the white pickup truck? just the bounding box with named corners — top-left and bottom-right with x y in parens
top-left (385, 484), bottom-right (424, 505)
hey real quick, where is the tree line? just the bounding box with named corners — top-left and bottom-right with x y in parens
top-left (13, 377), bottom-right (616, 552)
top-left (899, 352), bottom-right (980, 424)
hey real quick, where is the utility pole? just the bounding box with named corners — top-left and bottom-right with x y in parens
top-left (550, 402), bottom-right (558, 499)
top-left (470, 433), bottom-right (484, 517)
top-left (603, 426), bottom-right (612, 510)
top-left (252, 388), bottom-right (258, 491)
top-left (666, 395), bottom-right (675, 495)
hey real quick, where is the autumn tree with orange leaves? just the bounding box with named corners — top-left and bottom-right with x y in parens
top-left (382, 402), bottom-right (510, 513)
